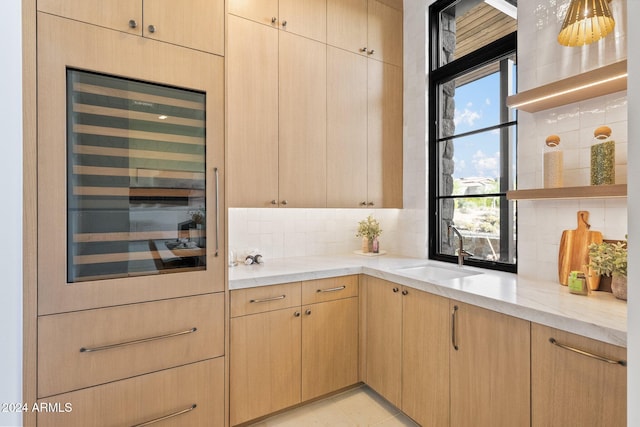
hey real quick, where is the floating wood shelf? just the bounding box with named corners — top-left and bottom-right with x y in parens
top-left (507, 184), bottom-right (627, 200)
top-left (506, 60), bottom-right (627, 113)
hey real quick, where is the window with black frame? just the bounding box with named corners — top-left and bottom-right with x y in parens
top-left (428, 0), bottom-right (518, 272)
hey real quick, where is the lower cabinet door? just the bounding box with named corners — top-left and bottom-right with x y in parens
top-left (450, 302), bottom-right (530, 427)
top-left (532, 323), bottom-right (627, 427)
top-left (37, 358), bottom-right (224, 427)
top-left (302, 297), bottom-right (359, 401)
top-left (230, 307), bottom-right (302, 425)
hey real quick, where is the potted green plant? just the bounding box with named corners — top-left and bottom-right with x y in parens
top-left (356, 215), bottom-right (382, 253)
top-left (588, 240), bottom-right (627, 300)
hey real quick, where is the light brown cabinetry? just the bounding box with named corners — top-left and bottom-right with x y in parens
top-left (230, 287), bottom-right (302, 426)
top-left (228, 1), bottom-right (402, 208)
top-left (33, 14), bottom-right (226, 426)
top-left (326, 46), bottom-right (403, 208)
top-left (450, 301), bottom-right (530, 427)
top-left (228, 0), bottom-right (326, 43)
top-left (364, 277), bottom-right (402, 407)
top-left (401, 286), bottom-right (450, 426)
top-left (364, 277), bottom-right (528, 426)
top-left (301, 277), bottom-right (359, 400)
top-left (230, 276), bottom-right (359, 425)
top-left (38, 294), bottom-right (223, 398)
top-left (227, 14), bottom-right (327, 208)
top-left (367, 0), bottom-right (403, 66)
top-left (227, 14), bottom-right (279, 208)
top-left (367, 59), bottom-right (403, 208)
top-left (37, 358), bottom-right (224, 427)
top-left (531, 324), bottom-right (627, 427)
top-left (37, 0), bottom-right (224, 55)
top-left (279, 32), bottom-right (328, 208)
top-left (364, 277), bottom-right (449, 425)
top-left (37, 13), bottom-right (225, 315)
top-left (327, 0), bottom-right (402, 66)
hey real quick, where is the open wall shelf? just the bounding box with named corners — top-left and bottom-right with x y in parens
top-left (507, 184), bottom-right (627, 200)
top-left (506, 60), bottom-right (627, 113)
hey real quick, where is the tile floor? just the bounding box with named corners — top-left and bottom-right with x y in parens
top-left (248, 385), bottom-right (418, 427)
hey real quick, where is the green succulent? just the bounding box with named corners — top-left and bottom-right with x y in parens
top-left (588, 240), bottom-right (627, 277)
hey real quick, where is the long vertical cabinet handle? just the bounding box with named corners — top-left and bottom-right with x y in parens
top-left (214, 167), bottom-right (219, 257)
top-left (451, 305), bottom-right (459, 350)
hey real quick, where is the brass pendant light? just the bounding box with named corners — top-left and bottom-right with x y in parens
top-left (558, 0), bottom-right (615, 47)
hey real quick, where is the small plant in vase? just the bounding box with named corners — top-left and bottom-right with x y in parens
top-left (189, 207), bottom-right (205, 226)
top-left (588, 239), bottom-right (627, 300)
top-left (356, 215), bottom-right (382, 253)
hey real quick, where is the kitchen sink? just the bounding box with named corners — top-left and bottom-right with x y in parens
top-left (395, 264), bottom-right (482, 281)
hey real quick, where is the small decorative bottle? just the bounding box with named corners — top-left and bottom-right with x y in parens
top-left (590, 126), bottom-right (615, 185)
top-left (372, 237), bottom-right (379, 254)
top-left (543, 134), bottom-right (563, 188)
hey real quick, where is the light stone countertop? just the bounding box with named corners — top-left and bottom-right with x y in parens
top-left (228, 253), bottom-right (627, 347)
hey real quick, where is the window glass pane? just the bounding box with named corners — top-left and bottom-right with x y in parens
top-left (438, 58), bottom-right (515, 139)
top-left (438, 197), bottom-right (516, 264)
top-left (438, 125), bottom-right (515, 196)
top-left (67, 70), bottom-right (207, 283)
top-left (438, 0), bottom-right (517, 67)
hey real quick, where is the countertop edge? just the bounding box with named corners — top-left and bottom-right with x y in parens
top-left (228, 255), bottom-right (627, 347)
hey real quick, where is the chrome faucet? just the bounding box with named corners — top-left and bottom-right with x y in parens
top-left (447, 224), bottom-right (472, 267)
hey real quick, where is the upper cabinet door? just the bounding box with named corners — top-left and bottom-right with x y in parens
top-left (326, 47), bottom-right (368, 208)
top-left (143, 0), bottom-right (224, 55)
top-left (227, 15), bottom-right (280, 208)
top-left (327, 0), bottom-right (368, 54)
top-left (38, 0), bottom-right (142, 35)
top-left (228, 0), bottom-right (326, 42)
top-left (37, 14), bottom-right (225, 315)
top-left (228, 0), bottom-right (279, 27)
top-left (38, 0), bottom-right (223, 55)
top-left (367, 0), bottom-right (403, 66)
top-left (368, 60), bottom-right (403, 208)
top-left (278, 32), bottom-right (327, 208)
top-left (279, 0), bottom-right (327, 43)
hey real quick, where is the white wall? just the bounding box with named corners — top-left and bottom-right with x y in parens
top-left (0, 1), bottom-right (23, 426)
top-left (626, 0), bottom-right (638, 423)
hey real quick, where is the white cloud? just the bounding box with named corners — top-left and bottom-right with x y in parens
top-left (485, 98), bottom-right (491, 105)
top-left (454, 107), bottom-right (481, 127)
top-left (472, 150), bottom-right (500, 178)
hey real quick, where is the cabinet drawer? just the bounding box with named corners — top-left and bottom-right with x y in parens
top-left (38, 294), bottom-right (224, 398)
top-left (302, 275), bottom-right (358, 304)
top-left (231, 282), bottom-right (301, 317)
top-left (37, 358), bottom-right (224, 427)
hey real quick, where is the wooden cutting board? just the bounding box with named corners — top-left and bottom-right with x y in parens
top-left (558, 211), bottom-right (603, 289)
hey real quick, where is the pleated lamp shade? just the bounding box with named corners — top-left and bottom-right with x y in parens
top-left (558, 0), bottom-right (615, 47)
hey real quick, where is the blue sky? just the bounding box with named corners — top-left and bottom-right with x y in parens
top-left (450, 72), bottom-right (502, 180)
